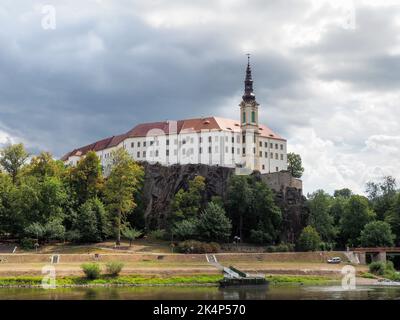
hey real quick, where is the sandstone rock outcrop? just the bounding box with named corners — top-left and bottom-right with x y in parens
top-left (140, 163), bottom-right (308, 242)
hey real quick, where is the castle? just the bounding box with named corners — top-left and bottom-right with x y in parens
top-left (62, 57), bottom-right (288, 174)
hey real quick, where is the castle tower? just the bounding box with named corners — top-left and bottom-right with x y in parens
top-left (240, 55), bottom-right (260, 171)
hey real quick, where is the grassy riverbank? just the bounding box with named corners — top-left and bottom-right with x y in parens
top-left (0, 274), bottom-right (338, 288)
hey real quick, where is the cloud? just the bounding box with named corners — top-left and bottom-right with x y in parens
top-left (0, 0), bottom-right (399, 194)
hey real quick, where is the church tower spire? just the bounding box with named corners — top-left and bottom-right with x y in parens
top-left (239, 54), bottom-right (261, 172)
top-left (242, 54), bottom-right (256, 102)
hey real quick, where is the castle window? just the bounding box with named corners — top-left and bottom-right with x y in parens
top-left (281, 154), bottom-right (284, 161)
top-left (143, 142), bottom-right (147, 147)
top-left (156, 150), bottom-right (159, 157)
top-left (265, 142), bottom-right (268, 148)
top-left (242, 148), bottom-right (246, 154)
top-left (199, 147), bottom-right (202, 154)
top-left (166, 150), bottom-right (169, 156)
top-left (208, 146), bottom-right (212, 153)
top-left (262, 165), bottom-right (265, 170)
top-left (265, 152), bottom-right (268, 158)
top-left (271, 152), bottom-right (273, 158)
top-left (143, 151), bottom-right (146, 157)
top-left (275, 153), bottom-right (278, 159)
top-left (131, 142), bottom-right (134, 148)
top-left (166, 139), bottom-right (169, 146)
top-left (253, 148), bottom-right (256, 154)
top-left (259, 151), bottom-right (262, 157)
top-left (280, 144), bottom-right (283, 150)
top-left (270, 143), bottom-right (273, 148)
top-left (150, 141), bottom-right (154, 146)
top-left (276, 167), bottom-right (279, 172)
top-left (208, 136), bottom-right (212, 143)
top-left (251, 111), bottom-right (255, 123)
top-left (259, 141), bottom-right (262, 147)
top-left (232, 147), bottom-right (234, 154)
top-left (137, 152), bottom-right (140, 158)
top-left (232, 137), bottom-right (234, 143)
top-left (242, 111), bottom-right (246, 123)
top-left (138, 142), bottom-right (141, 147)
top-left (242, 135), bottom-right (246, 143)
top-left (199, 137), bottom-right (202, 143)
top-left (275, 143), bottom-right (278, 149)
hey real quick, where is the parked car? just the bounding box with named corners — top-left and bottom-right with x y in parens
top-left (327, 257), bottom-right (342, 264)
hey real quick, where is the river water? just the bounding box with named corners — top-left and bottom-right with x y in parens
top-left (0, 285), bottom-right (400, 300)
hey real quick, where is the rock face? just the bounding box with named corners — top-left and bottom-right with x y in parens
top-left (141, 163), bottom-right (234, 229)
top-left (141, 163), bottom-right (308, 241)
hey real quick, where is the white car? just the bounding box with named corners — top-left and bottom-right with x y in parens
top-left (327, 257), bottom-right (342, 264)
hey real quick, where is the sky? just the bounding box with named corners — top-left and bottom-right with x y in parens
top-left (0, 0), bottom-right (399, 195)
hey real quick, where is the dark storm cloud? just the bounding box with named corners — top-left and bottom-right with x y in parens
top-left (0, 0), bottom-right (303, 156)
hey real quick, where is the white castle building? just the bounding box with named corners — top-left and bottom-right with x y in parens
top-left (62, 58), bottom-right (288, 174)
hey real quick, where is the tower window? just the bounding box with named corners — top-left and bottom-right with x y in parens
top-left (251, 111), bottom-right (255, 123)
top-left (242, 135), bottom-right (246, 143)
top-left (242, 111), bottom-right (246, 123)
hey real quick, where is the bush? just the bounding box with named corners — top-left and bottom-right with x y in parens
top-left (106, 262), bottom-right (124, 277)
top-left (369, 261), bottom-right (396, 279)
top-left (176, 240), bottom-right (220, 254)
top-left (81, 263), bottom-right (101, 279)
top-left (297, 226), bottom-right (321, 252)
top-left (369, 261), bottom-right (386, 276)
top-left (20, 238), bottom-right (36, 250)
top-left (148, 229), bottom-right (167, 241)
top-left (265, 243), bottom-right (295, 253)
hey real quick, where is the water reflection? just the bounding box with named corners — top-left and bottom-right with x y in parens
top-left (1, 285), bottom-right (400, 300)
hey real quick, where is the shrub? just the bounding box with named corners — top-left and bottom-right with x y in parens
top-left (297, 226), bottom-right (321, 252)
top-left (369, 261), bottom-right (386, 276)
top-left (106, 262), bottom-right (124, 277)
top-left (20, 238), bottom-right (36, 250)
top-left (148, 229), bottom-right (167, 241)
top-left (265, 243), bottom-right (295, 253)
top-left (176, 240), bottom-right (220, 254)
top-left (81, 263), bottom-right (101, 279)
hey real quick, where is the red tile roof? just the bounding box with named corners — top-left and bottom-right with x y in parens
top-left (61, 116), bottom-right (285, 161)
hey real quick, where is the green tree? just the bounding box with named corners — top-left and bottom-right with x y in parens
top-left (24, 152), bottom-right (66, 180)
top-left (334, 188), bottom-right (352, 198)
top-left (359, 221), bottom-right (395, 247)
top-left (104, 148), bottom-right (144, 246)
top-left (171, 176), bottom-right (205, 220)
top-left (121, 226), bottom-right (142, 247)
top-left (197, 202), bottom-right (232, 242)
top-left (69, 151), bottom-right (103, 205)
top-left (366, 176), bottom-right (397, 220)
top-left (340, 195), bottom-right (375, 247)
top-left (74, 198), bottom-right (111, 242)
top-left (385, 193), bottom-right (400, 245)
top-left (249, 181), bottom-right (282, 244)
top-left (287, 152), bottom-right (304, 178)
top-left (0, 173), bottom-right (16, 235)
top-left (307, 190), bottom-right (336, 242)
top-left (226, 175), bottom-right (253, 241)
top-left (172, 218), bottom-right (199, 240)
top-left (297, 226), bottom-right (321, 251)
top-left (0, 143), bottom-right (29, 184)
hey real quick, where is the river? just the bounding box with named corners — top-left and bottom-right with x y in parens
top-left (0, 285), bottom-right (399, 300)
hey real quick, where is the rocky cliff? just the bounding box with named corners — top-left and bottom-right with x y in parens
top-left (141, 163), bottom-right (308, 241)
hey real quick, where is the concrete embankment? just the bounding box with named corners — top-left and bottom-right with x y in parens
top-left (0, 251), bottom-right (365, 278)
